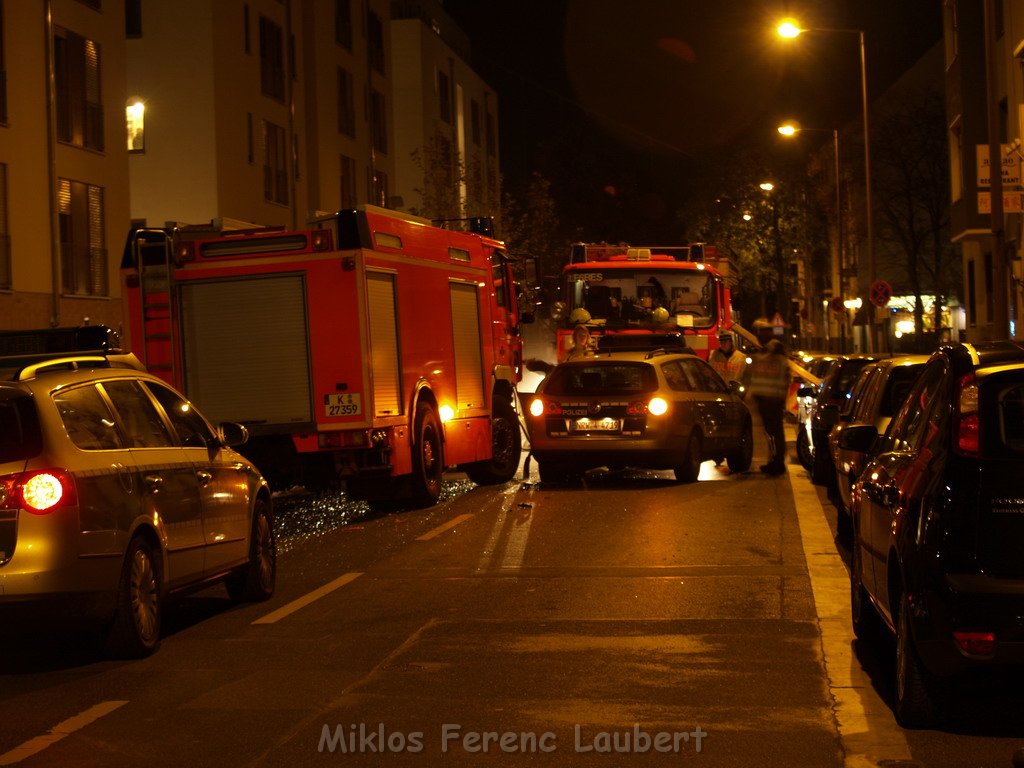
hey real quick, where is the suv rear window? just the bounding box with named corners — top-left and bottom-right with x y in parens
top-left (545, 363), bottom-right (657, 396)
top-left (993, 376), bottom-right (1024, 453)
top-left (0, 389), bottom-right (43, 463)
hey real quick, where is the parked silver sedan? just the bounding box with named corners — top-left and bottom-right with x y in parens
top-left (0, 329), bottom-right (275, 657)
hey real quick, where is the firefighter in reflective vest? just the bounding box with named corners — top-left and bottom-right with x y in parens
top-left (747, 337), bottom-right (790, 475)
top-left (709, 331), bottom-right (747, 395)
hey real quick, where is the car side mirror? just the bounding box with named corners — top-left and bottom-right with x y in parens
top-left (727, 380), bottom-right (744, 396)
top-left (838, 423), bottom-right (878, 453)
top-left (218, 422), bottom-right (249, 447)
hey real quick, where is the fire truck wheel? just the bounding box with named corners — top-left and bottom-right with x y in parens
top-left (411, 403), bottom-right (444, 507)
top-left (464, 397), bottom-right (522, 485)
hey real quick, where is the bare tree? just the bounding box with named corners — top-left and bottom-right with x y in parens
top-left (873, 87), bottom-right (959, 344)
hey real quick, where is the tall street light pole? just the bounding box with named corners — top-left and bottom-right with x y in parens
top-left (778, 20), bottom-right (875, 352)
top-left (760, 182), bottom-right (786, 327)
top-left (778, 122), bottom-right (843, 351)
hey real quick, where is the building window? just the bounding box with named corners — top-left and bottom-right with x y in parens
top-left (246, 112), bottom-right (254, 163)
top-left (335, 0), bottom-right (352, 50)
top-left (370, 169), bottom-right (388, 208)
top-left (438, 69), bottom-right (451, 124)
top-left (259, 16), bottom-right (285, 102)
top-left (340, 154), bottom-right (356, 209)
top-left (126, 99), bottom-right (144, 152)
top-left (485, 111), bottom-right (496, 157)
top-left (126, 0), bottom-right (142, 37)
top-left (0, 2), bottom-right (6, 126)
top-left (370, 89), bottom-right (387, 154)
top-left (58, 178), bottom-right (106, 297)
top-left (263, 120), bottom-right (288, 205)
top-left (337, 67), bottom-right (355, 136)
top-left (470, 99), bottom-right (480, 146)
top-left (244, 4), bottom-right (251, 54)
top-left (0, 163), bottom-right (8, 289)
top-left (367, 11), bottom-right (385, 74)
top-left (54, 28), bottom-right (104, 151)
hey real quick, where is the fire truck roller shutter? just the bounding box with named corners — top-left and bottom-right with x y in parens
top-left (180, 275), bottom-right (312, 427)
top-left (450, 282), bottom-right (485, 411)
top-left (366, 272), bottom-right (402, 416)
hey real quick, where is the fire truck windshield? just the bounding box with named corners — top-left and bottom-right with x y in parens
top-left (565, 268), bottom-right (718, 329)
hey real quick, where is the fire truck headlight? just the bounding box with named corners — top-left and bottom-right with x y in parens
top-left (529, 399), bottom-right (545, 417)
top-left (370, 429), bottom-right (388, 446)
top-left (439, 404), bottom-right (455, 422)
top-left (647, 397), bottom-right (669, 416)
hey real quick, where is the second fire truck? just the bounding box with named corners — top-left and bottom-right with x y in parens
top-left (121, 205), bottom-right (527, 508)
top-left (552, 243), bottom-right (737, 360)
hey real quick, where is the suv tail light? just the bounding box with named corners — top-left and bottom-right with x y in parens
top-left (953, 630), bottom-right (994, 657)
top-left (0, 469), bottom-right (78, 514)
top-left (954, 372), bottom-right (980, 457)
top-left (529, 398), bottom-right (561, 417)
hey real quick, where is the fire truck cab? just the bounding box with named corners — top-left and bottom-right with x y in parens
top-left (121, 205), bottom-right (526, 507)
top-left (553, 243), bottom-right (737, 360)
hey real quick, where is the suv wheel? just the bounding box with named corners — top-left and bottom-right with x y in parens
top-left (894, 593), bottom-right (942, 727)
top-left (726, 420), bottom-right (753, 473)
top-left (674, 432), bottom-right (702, 483)
top-left (796, 429), bottom-right (813, 470)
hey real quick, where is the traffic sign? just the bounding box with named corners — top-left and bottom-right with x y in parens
top-left (869, 279), bottom-right (892, 308)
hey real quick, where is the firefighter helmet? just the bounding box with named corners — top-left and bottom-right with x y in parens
top-left (651, 307), bottom-right (670, 323)
top-left (569, 307), bottom-right (592, 324)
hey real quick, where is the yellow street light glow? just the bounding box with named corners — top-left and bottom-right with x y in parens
top-left (648, 397), bottom-right (668, 416)
top-left (777, 123), bottom-right (798, 136)
top-left (742, 213), bottom-right (752, 221)
top-left (759, 182), bottom-right (774, 191)
top-left (844, 297), bottom-right (863, 310)
top-left (777, 19), bottom-right (802, 38)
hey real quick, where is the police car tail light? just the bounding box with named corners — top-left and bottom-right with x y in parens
top-left (954, 372), bottom-right (980, 457)
top-left (647, 397), bottom-right (669, 416)
top-left (529, 398), bottom-right (560, 417)
top-left (953, 630), bottom-right (994, 657)
top-left (3, 469), bottom-right (78, 514)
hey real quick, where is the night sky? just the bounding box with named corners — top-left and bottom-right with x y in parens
top-left (441, 0), bottom-right (943, 241)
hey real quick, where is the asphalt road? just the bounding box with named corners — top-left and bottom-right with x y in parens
top-left (1, 423), bottom-right (1024, 767)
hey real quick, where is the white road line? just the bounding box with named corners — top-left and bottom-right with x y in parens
top-left (476, 486), bottom-right (524, 574)
top-left (252, 572), bottom-right (363, 625)
top-left (499, 493), bottom-right (533, 571)
top-left (0, 700), bottom-right (128, 766)
top-left (787, 468), bottom-right (913, 767)
top-left (416, 513), bottom-right (474, 541)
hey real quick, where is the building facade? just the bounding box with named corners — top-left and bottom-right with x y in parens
top-left (944, 0), bottom-right (1024, 340)
top-left (0, 0), bottom-right (130, 331)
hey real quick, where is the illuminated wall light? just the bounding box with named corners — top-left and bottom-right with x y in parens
top-left (439, 405), bottom-right (455, 422)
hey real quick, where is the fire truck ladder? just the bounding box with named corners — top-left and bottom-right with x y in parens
top-left (132, 229), bottom-right (177, 384)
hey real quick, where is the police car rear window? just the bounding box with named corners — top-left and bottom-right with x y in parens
top-left (545, 364), bottom-right (657, 396)
top-left (995, 378), bottom-right (1024, 453)
top-left (0, 390), bottom-right (43, 463)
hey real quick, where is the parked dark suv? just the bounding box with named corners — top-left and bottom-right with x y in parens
top-left (842, 341), bottom-right (1024, 726)
top-left (797, 354), bottom-right (885, 485)
top-left (0, 327), bottom-right (276, 657)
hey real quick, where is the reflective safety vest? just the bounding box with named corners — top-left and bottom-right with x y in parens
top-left (709, 349), bottom-right (746, 385)
top-left (747, 352), bottom-right (790, 398)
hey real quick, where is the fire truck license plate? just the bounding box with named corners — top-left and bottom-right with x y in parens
top-left (571, 418), bottom-right (620, 432)
top-left (324, 393), bottom-right (362, 417)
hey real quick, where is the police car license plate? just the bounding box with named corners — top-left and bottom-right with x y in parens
top-left (324, 393), bottom-right (362, 417)
top-left (572, 418), bottom-right (620, 432)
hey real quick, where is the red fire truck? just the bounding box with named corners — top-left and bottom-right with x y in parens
top-left (121, 205), bottom-right (527, 508)
top-left (552, 243), bottom-right (737, 360)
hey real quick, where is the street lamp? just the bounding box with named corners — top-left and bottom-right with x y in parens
top-left (777, 18), bottom-right (876, 352)
top-left (778, 121), bottom-right (843, 351)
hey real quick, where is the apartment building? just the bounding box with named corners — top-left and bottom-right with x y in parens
top-left (944, 0), bottom-right (1024, 340)
top-left (0, 0), bottom-right (129, 331)
top-left (390, 0), bottom-right (500, 221)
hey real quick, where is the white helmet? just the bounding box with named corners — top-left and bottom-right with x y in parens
top-left (569, 307), bottom-right (592, 324)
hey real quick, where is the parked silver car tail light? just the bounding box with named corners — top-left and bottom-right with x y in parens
top-left (0, 468), bottom-right (78, 514)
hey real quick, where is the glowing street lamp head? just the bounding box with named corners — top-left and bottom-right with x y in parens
top-left (777, 19), bottom-right (802, 38)
top-left (777, 122), bottom-right (799, 137)
top-left (759, 182), bottom-right (775, 192)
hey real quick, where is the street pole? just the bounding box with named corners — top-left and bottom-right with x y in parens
top-left (858, 30), bottom-right (876, 352)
